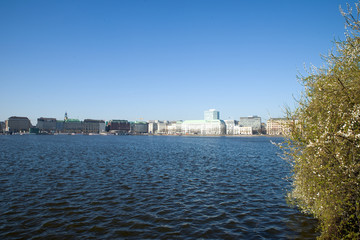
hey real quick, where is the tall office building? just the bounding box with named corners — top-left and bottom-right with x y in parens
top-left (239, 116), bottom-right (261, 133)
top-left (204, 109), bottom-right (220, 121)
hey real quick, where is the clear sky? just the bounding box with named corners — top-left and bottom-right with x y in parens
top-left (0, 0), bottom-right (355, 124)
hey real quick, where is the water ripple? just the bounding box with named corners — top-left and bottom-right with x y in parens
top-left (0, 135), bottom-right (318, 239)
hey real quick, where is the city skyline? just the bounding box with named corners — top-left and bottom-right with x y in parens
top-left (0, 0), bottom-right (352, 124)
top-left (3, 111), bottom-right (287, 135)
top-left (1, 109), bottom-right (262, 126)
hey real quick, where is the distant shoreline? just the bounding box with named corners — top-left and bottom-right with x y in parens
top-left (0, 133), bottom-right (284, 138)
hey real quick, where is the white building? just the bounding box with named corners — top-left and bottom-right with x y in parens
top-left (157, 121), bottom-right (168, 134)
top-left (167, 121), bottom-right (183, 135)
top-left (147, 120), bottom-right (168, 134)
top-left (224, 120), bottom-right (237, 135)
top-left (182, 120), bottom-right (225, 135)
top-left (147, 121), bottom-right (157, 134)
top-left (233, 126), bottom-right (252, 135)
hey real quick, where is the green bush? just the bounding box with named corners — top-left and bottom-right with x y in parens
top-left (282, 3), bottom-right (360, 239)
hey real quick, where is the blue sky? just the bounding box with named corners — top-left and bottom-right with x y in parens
top-left (0, 0), bottom-right (354, 124)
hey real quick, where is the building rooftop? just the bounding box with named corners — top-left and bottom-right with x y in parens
top-left (267, 118), bottom-right (288, 121)
top-left (8, 116), bottom-right (30, 120)
top-left (130, 121), bottom-right (147, 124)
top-left (84, 119), bottom-right (105, 123)
top-left (110, 120), bottom-right (128, 123)
top-left (240, 116), bottom-right (260, 119)
top-left (182, 119), bottom-right (224, 124)
top-left (65, 119), bottom-right (80, 122)
top-left (38, 117), bottom-right (57, 122)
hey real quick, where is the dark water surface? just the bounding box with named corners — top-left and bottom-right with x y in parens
top-left (0, 135), bottom-right (318, 239)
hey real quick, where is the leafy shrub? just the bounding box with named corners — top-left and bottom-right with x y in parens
top-left (282, 3), bottom-right (360, 239)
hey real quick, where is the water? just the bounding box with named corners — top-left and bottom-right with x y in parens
top-left (0, 135), bottom-right (318, 239)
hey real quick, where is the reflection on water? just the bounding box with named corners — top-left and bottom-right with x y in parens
top-left (0, 135), bottom-right (318, 239)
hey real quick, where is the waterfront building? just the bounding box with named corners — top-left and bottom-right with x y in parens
top-left (266, 118), bottom-right (296, 135)
top-left (107, 120), bottom-right (130, 134)
top-left (175, 121), bottom-right (183, 134)
top-left (63, 118), bottom-right (82, 133)
top-left (56, 120), bottom-right (64, 132)
top-left (181, 109), bottom-right (225, 135)
top-left (167, 121), bottom-right (183, 135)
top-left (239, 116), bottom-right (261, 134)
top-left (99, 121), bottom-right (106, 133)
top-left (147, 120), bottom-right (158, 134)
top-left (5, 116), bottom-right (32, 133)
top-left (204, 109), bottom-right (220, 121)
top-left (36, 117), bottom-right (57, 133)
top-left (130, 121), bottom-right (148, 134)
top-left (224, 120), bottom-right (238, 135)
top-left (157, 121), bottom-right (168, 134)
top-left (29, 127), bottom-right (40, 134)
top-left (261, 122), bottom-right (267, 134)
top-left (83, 119), bottom-right (106, 134)
top-left (182, 120), bottom-right (226, 135)
top-left (167, 122), bottom-right (176, 135)
top-left (233, 126), bottom-right (252, 135)
top-left (0, 121), bottom-right (5, 133)
top-left (146, 120), bottom-right (168, 134)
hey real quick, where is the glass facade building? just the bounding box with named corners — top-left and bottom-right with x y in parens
top-left (204, 109), bottom-right (220, 121)
top-left (239, 116), bottom-right (261, 133)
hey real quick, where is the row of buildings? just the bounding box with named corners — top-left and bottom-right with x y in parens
top-left (0, 110), bottom-right (293, 136)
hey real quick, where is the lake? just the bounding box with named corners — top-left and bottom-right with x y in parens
top-left (0, 135), bottom-right (318, 239)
